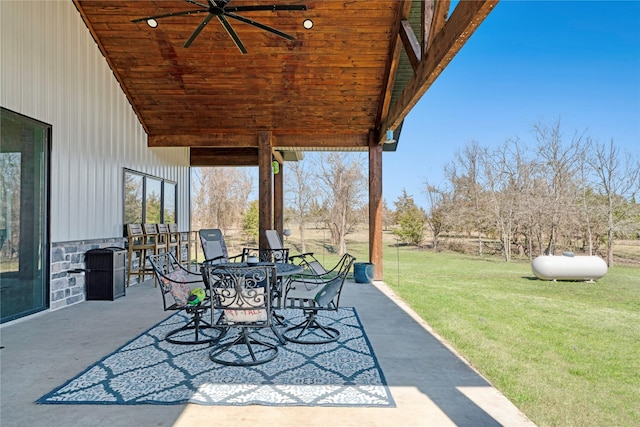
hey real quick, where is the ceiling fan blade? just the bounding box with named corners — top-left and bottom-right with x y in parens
top-left (185, 0), bottom-right (210, 8)
top-left (131, 8), bottom-right (207, 23)
top-left (225, 5), bottom-right (307, 13)
top-left (132, 0), bottom-right (303, 51)
top-left (224, 12), bottom-right (295, 41)
top-left (217, 15), bottom-right (247, 54)
top-left (184, 13), bottom-right (215, 47)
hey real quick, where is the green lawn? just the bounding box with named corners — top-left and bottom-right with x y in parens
top-left (380, 247), bottom-right (639, 427)
top-left (226, 229), bottom-right (638, 425)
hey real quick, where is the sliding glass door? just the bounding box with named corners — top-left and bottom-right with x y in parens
top-left (1, 108), bottom-right (50, 323)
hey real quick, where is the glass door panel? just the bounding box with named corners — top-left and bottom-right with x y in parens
top-left (1, 108), bottom-right (49, 323)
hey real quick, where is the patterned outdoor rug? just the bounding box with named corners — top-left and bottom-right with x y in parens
top-left (37, 307), bottom-right (394, 407)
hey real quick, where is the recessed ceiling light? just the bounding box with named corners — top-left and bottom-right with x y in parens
top-left (146, 18), bottom-right (158, 28)
top-left (303, 19), bottom-right (314, 30)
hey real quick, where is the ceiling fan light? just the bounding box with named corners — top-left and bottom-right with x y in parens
top-left (303, 19), bottom-right (314, 29)
top-left (146, 18), bottom-right (158, 28)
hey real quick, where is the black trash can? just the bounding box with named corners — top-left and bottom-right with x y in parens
top-left (85, 247), bottom-right (126, 300)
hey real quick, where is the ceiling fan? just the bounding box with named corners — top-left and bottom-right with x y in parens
top-left (131, 0), bottom-right (309, 53)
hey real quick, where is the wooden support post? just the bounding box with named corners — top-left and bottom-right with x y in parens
top-left (258, 131), bottom-right (273, 250)
top-left (369, 130), bottom-right (383, 280)
top-left (274, 159), bottom-right (284, 238)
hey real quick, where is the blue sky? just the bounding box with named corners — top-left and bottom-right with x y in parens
top-left (383, 0), bottom-right (640, 208)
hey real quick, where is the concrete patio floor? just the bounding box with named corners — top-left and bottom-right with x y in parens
top-left (1, 278), bottom-right (535, 427)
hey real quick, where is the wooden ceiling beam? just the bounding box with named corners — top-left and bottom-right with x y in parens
top-left (274, 133), bottom-right (369, 148)
top-left (149, 132), bottom-right (369, 149)
top-left (271, 150), bottom-right (284, 164)
top-left (399, 20), bottom-right (421, 71)
top-left (190, 147), bottom-right (306, 167)
top-left (376, 0), bottom-right (412, 136)
top-left (428, 0), bottom-right (451, 51)
top-left (190, 147), bottom-right (258, 166)
top-left (149, 134), bottom-right (257, 147)
top-left (421, 0), bottom-right (433, 56)
top-left (381, 0), bottom-right (498, 139)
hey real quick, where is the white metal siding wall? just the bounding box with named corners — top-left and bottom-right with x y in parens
top-left (1, 1), bottom-right (191, 242)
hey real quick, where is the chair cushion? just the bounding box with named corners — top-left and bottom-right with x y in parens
top-left (224, 308), bottom-right (267, 323)
top-left (160, 270), bottom-right (191, 307)
top-left (220, 289), bottom-right (267, 323)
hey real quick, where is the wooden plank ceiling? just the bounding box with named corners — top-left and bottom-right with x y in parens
top-left (73, 0), bottom-right (497, 166)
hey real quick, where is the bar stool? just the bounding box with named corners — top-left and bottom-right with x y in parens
top-left (169, 223), bottom-right (189, 266)
top-left (126, 224), bottom-right (154, 286)
top-left (158, 223), bottom-right (178, 260)
top-left (143, 223), bottom-right (168, 256)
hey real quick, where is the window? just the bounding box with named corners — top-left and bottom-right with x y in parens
top-left (145, 177), bottom-right (162, 223)
top-left (124, 172), bottom-right (143, 224)
top-left (164, 182), bottom-right (176, 223)
top-left (123, 169), bottom-right (177, 227)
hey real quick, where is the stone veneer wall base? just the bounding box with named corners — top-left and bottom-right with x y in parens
top-left (50, 238), bottom-right (126, 311)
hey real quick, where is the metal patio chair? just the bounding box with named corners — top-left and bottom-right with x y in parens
top-left (263, 229), bottom-right (290, 263)
top-left (240, 229), bottom-right (290, 264)
top-left (289, 251), bottom-right (330, 276)
top-left (283, 253), bottom-right (355, 344)
top-left (201, 263), bottom-right (278, 366)
top-left (198, 228), bottom-right (244, 265)
top-left (148, 252), bottom-right (223, 345)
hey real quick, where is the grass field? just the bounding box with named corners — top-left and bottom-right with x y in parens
top-left (381, 247), bottom-right (639, 427)
top-left (236, 228), bottom-right (639, 427)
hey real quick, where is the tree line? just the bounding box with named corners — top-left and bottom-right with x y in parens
top-left (191, 152), bottom-right (367, 255)
top-left (191, 120), bottom-right (639, 265)
top-left (408, 120), bottom-right (639, 266)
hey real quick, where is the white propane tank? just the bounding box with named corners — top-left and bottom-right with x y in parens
top-left (531, 254), bottom-right (608, 281)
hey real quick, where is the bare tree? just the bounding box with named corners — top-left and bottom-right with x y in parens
top-left (483, 138), bottom-right (537, 261)
top-left (382, 199), bottom-right (394, 231)
top-left (315, 153), bottom-right (366, 255)
top-left (191, 167), bottom-right (253, 233)
top-left (586, 139), bottom-right (640, 266)
top-left (576, 146), bottom-right (598, 255)
top-left (429, 119), bottom-right (637, 262)
top-left (423, 182), bottom-right (450, 251)
top-left (286, 160), bottom-right (313, 252)
top-left (446, 141), bottom-right (492, 255)
top-left (482, 144), bottom-right (511, 261)
top-left (533, 119), bottom-right (584, 255)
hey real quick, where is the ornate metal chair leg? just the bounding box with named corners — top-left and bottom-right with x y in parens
top-left (165, 305), bottom-right (224, 345)
top-left (283, 310), bottom-right (340, 344)
top-left (209, 327), bottom-right (278, 366)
